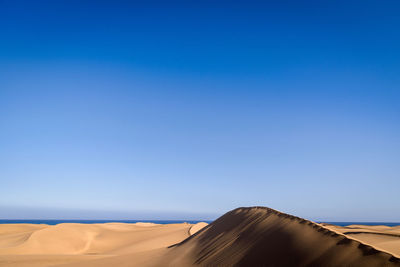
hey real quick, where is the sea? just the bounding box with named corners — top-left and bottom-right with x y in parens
top-left (0, 220), bottom-right (398, 226)
top-left (320, 222), bottom-right (400, 227)
top-left (0, 220), bottom-right (212, 225)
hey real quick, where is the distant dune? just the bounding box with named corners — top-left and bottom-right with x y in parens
top-left (321, 223), bottom-right (400, 258)
top-left (1, 207), bottom-right (400, 266)
top-left (0, 222), bottom-right (207, 266)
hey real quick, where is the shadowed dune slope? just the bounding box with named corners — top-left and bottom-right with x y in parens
top-left (161, 207), bottom-right (400, 267)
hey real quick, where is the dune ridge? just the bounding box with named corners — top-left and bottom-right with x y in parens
top-left (161, 207), bottom-right (400, 266)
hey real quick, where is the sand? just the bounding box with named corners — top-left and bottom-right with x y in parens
top-left (0, 222), bottom-right (207, 267)
top-left (0, 207), bottom-right (399, 266)
top-left (161, 207), bottom-right (400, 266)
top-left (321, 223), bottom-right (400, 258)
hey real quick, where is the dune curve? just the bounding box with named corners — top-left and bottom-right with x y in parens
top-left (160, 207), bottom-right (400, 267)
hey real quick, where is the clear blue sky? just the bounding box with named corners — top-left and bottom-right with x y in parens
top-left (1, 0), bottom-right (399, 221)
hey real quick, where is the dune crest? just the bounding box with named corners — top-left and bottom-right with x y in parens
top-left (161, 207), bottom-right (400, 266)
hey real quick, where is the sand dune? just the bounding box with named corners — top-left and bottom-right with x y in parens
top-left (321, 223), bottom-right (400, 258)
top-left (0, 222), bottom-right (207, 266)
top-left (1, 207), bottom-right (400, 266)
top-left (161, 207), bottom-right (400, 266)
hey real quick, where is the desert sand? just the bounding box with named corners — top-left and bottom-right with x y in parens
top-left (0, 222), bottom-right (206, 267)
top-left (1, 207), bottom-right (399, 266)
top-left (321, 223), bottom-right (400, 258)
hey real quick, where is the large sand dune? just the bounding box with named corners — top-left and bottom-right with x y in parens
top-left (1, 207), bottom-right (400, 266)
top-left (161, 207), bottom-right (400, 266)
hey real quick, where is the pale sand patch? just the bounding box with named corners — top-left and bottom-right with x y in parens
top-left (189, 222), bottom-right (208, 235)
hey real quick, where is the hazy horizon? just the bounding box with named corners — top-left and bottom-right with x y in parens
top-left (1, 1), bottom-right (400, 222)
top-left (2, 205), bottom-right (400, 223)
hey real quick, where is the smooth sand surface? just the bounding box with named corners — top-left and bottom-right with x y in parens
top-left (1, 207), bottom-right (400, 266)
top-left (0, 222), bottom-right (207, 267)
top-left (321, 223), bottom-right (400, 258)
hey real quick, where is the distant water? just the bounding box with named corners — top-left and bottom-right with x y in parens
top-left (321, 222), bottom-right (400, 227)
top-left (0, 220), bottom-right (399, 227)
top-left (0, 220), bottom-right (212, 225)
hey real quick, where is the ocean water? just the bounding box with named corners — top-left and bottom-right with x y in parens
top-left (320, 222), bottom-right (400, 227)
top-left (0, 220), bottom-right (212, 225)
top-left (0, 220), bottom-right (398, 226)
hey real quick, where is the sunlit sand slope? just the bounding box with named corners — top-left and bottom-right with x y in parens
top-left (322, 223), bottom-right (400, 258)
top-left (0, 222), bottom-right (207, 267)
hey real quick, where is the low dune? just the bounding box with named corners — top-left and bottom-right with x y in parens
top-left (0, 222), bottom-right (206, 267)
top-left (321, 223), bottom-right (400, 258)
top-left (1, 207), bottom-right (399, 266)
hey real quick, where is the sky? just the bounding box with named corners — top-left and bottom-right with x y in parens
top-left (1, 0), bottom-right (399, 221)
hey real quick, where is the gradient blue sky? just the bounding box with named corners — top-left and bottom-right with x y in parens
top-left (1, 0), bottom-right (399, 221)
